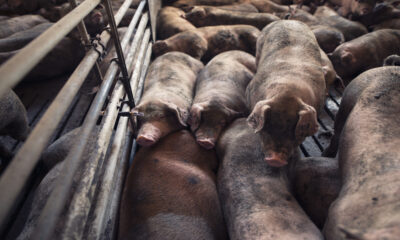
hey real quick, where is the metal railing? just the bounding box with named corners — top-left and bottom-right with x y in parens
top-left (0, 0), bottom-right (155, 239)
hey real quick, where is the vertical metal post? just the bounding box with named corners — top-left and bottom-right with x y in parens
top-left (69, 0), bottom-right (104, 81)
top-left (102, 0), bottom-right (135, 108)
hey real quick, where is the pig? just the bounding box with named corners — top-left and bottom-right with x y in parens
top-left (5, 0), bottom-right (53, 13)
top-left (216, 118), bottom-right (323, 240)
top-left (320, 48), bottom-right (341, 88)
top-left (152, 25), bottom-right (260, 62)
top-left (328, 29), bottom-right (400, 81)
top-left (0, 15), bottom-right (48, 39)
top-left (323, 66), bottom-right (400, 240)
top-left (248, 0), bottom-right (311, 13)
top-left (132, 52), bottom-right (203, 147)
top-left (311, 25), bottom-right (344, 54)
top-left (383, 54), bottom-right (400, 66)
top-left (322, 66), bottom-right (394, 157)
top-left (370, 17), bottom-right (400, 31)
top-left (209, 3), bottom-right (259, 12)
top-left (246, 20), bottom-right (326, 167)
top-left (289, 157), bottom-right (340, 229)
top-left (17, 126), bottom-right (101, 240)
top-left (0, 23), bottom-right (52, 52)
top-left (280, 9), bottom-right (345, 53)
top-left (38, 2), bottom-right (108, 37)
top-left (156, 6), bottom-right (196, 40)
top-left (337, 0), bottom-right (376, 19)
top-left (184, 5), bottom-right (279, 29)
top-left (0, 37), bottom-right (84, 81)
top-left (314, 6), bottom-right (368, 41)
top-left (119, 130), bottom-right (228, 240)
top-left (0, 89), bottom-right (29, 159)
top-left (170, 0), bottom-right (241, 8)
top-left (189, 50), bottom-right (255, 149)
top-left (358, 2), bottom-right (400, 27)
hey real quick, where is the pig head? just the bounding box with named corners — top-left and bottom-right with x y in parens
top-left (133, 100), bottom-right (190, 147)
top-left (247, 96), bottom-right (318, 167)
top-left (189, 101), bottom-right (243, 149)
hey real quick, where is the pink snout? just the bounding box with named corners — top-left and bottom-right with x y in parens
top-left (196, 138), bottom-right (215, 150)
top-left (264, 152), bottom-right (288, 167)
top-left (136, 124), bottom-right (162, 147)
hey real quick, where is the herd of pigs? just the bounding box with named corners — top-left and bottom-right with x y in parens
top-left (0, 0), bottom-right (400, 239)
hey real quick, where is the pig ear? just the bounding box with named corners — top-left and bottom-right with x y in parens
top-left (247, 101), bottom-right (271, 133)
top-left (295, 104), bottom-right (319, 141)
top-left (188, 103), bottom-right (204, 131)
top-left (182, 6), bottom-right (195, 13)
top-left (167, 103), bottom-right (189, 127)
top-left (340, 51), bottom-right (355, 65)
top-left (222, 106), bottom-right (245, 122)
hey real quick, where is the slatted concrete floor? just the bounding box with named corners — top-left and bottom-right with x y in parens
top-left (300, 86), bottom-right (343, 158)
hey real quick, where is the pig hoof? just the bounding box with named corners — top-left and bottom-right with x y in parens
top-left (197, 139), bottom-right (215, 150)
top-left (137, 135), bottom-right (157, 147)
top-left (265, 157), bottom-right (288, 167)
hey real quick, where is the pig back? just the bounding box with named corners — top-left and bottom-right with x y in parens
top-left (194, 50), bottom-right (255, 109)
top-left (324, 66), bottom-right (400, 240)
top-left (216, 118), bottom-right (323, 240)
top-left (251, 20), bottom-right (325, 106)
top-left (119, 130), bottom-right (227, 240)
top-left (140, 52), bottom-right (204, 108)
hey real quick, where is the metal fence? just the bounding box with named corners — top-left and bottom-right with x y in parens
top-left (0, 0), bottom-right (157, 239)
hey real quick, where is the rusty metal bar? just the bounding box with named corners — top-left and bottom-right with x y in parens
top-left (86, 36), bottom-right (151, 240)
top-left (103, 0), bottom-right (135, 107)
top-left (0, 0), bottom-right (101, 98)
top-left (0, 0), bottom-right (136, 234)
top-left (60, 25), bottom-right (150, 240)
top-left (68, 0), bottom-right (104, 81)
top-left (103, 44), bottom-right (152, 240)
top-left (33, 16), bottom-right (149, 240)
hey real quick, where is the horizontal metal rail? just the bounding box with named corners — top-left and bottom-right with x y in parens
top-left (0, 0), bottom-right (140, 234)
top-left (0, 0), bottom-right (101, 98)
top-left (32, 13), bottom-right (150, 240)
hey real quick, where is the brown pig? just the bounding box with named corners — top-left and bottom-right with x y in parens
top-left (246, 20), bottom-right (326, 167)
top-left (132, 52), bottom-right (203, 147)
top-left (337, 0), bottom-right (376, 19)
top-left (383, 54), bottom-right (400, 66)
top-left (0, 89), bottom-right (29, 159)
top-left (170, 0), bottom-right (241, 7)
top-left (210, 3), bottom-right (259, 12)
top-left (289, 157), bottom-right (340, 229)
top-left (328, 29), bottom-right (400, 81)
top-left (189, 50), bottom-right (255, 149)
top-left (216, 118), bottom-right (323, 240)
top-left (0, 22), bottom-right (52, 52)
top-left (0, 15), bottom-right (48, 39)
top-left (281, 9), bottom-right (345, 53)
top-left (184, 5), bottom-right (279, 29)
top-left (323, 66), bottom-right (400, 240)
top-left (119, 130), bottom-right (228, 240)
top-left (322, 67), bottom-right (394, 157)
top-left (248, 0), bottom-right (311, 13)
top-left (0, 37), bottom-right (84, 81)
top-left (314, 6), bottom-right (368, 41)
top-left (152, 25), bottom-right (260, 62)
top-left (157, 6), bottom-right (196, 40)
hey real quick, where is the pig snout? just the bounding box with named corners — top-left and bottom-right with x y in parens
top-left (195, 129), bottom-right (219, 149)
top-left (91, 11), bottom-right (103, 24)
top-left (264, 152), bottom-right (288, 167)
top-left (136, 123), bottom-right (162, 147)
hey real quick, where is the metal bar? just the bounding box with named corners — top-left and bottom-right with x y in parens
top-left (61, 25), bottom-right (150, 239)
top-left (103, 44), bottom-right (152, 240)
top-left (0, 0), bottom-right (135, 234)
top-left (68, 0), bottom-right (104, 81)
top-left (148, 0), bottom-right (162, 42)
top-left (0, 0), bottom-right (101, 98)
top-left (103, 0), bottom-right (135, 107)
top-left (33, 17), bottom-right (149, 240)
top-left (87, 38), bottom-right (152, 240)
